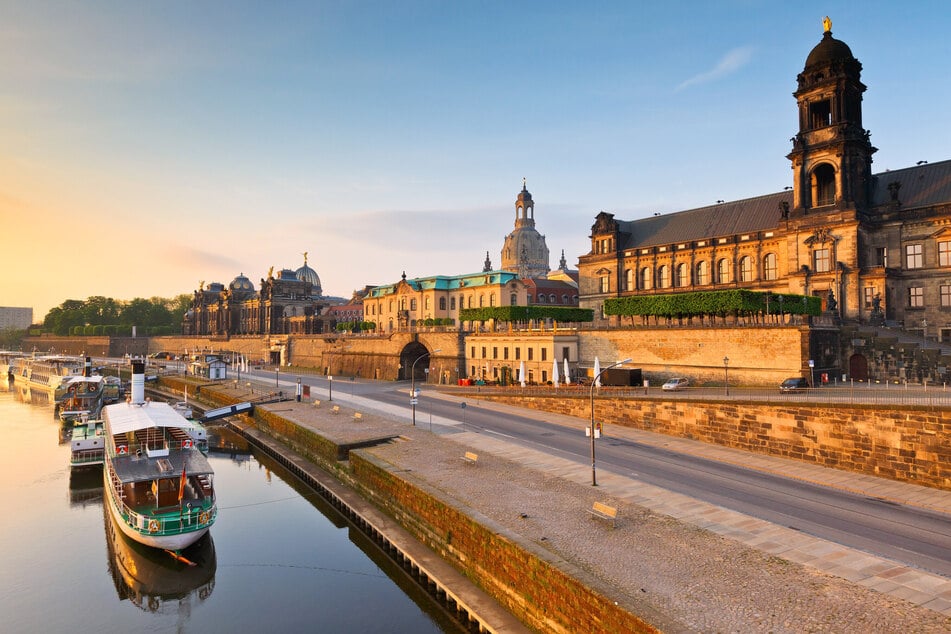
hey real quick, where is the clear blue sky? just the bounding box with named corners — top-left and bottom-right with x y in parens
top-left (2, 1), bottom-right (949, 320)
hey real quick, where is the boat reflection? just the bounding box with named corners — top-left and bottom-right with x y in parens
top-left (102, 503), bottom-right (216, 613)
top-left (69, 468), bottom-right (104, 508)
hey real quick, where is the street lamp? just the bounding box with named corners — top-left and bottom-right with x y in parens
top-left (723, 356), bottom-right (730, 396)
top-left (328, 375), bottom-right (333, 401)
top-left (411, 348), bottom-right (441, 426)
top-left (589, 358), bottom-right (632, 486)
top-left (275, 366), bottom-right (280, 388)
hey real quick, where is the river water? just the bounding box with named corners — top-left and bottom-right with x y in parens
top-left (0, 384), bottom-right (461, 633)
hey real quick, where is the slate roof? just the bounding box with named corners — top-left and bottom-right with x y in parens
top-left (617, 160), bottom-right (951, 251)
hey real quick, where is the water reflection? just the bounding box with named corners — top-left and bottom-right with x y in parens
top-left (102, 502), bottom-right (217, 614)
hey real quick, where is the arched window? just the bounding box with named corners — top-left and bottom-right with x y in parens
top-left (489, 294), bottom-right (496, 306)
top-left (410, 298), bottom-right (417, 311)
top-left (439, 297), bottom-right (446, 310)
top-left (717, 258), bottom-right (731, 284)
top-left (467, 296), bottom-right (473, 308)
top-left (562, 294), bottom-right (568, 304)
top-left (549, 294), bottom-right (556, 303)
top-left (510, 293), bottom-right (517, 305)
top-left (739, 256), bottom-right (753, 282)
top-left (696, 261), bottom-right (708, 285)
top-left (478, 294), bottom-right (484, 307)
top-left (450, 297), bottom-right (456, 310)
top-left (425, 297), bottom-right (431, 310)
top-left (658, 265), bottom-right (670, 288)
top-left (676, 263), bottom-right (689, 287)
top-left (625, 268), bottom-right (634, 291)
top-left (763, 253), bottom-right (777, 281)
top-left (640, 267), bottom-right (652, 290)
top-left (813, 164), bottom-right (836, 206)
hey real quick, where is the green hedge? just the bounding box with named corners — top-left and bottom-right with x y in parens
top-left (604, 289), bottom-right (820, 318)
top-left (459, 306), bottom-right (594, 323)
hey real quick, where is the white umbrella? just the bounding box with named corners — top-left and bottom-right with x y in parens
top-left (564, 358), bottom-right (571, 385)
top-left (519, 360), bottom-right (526, 387)
top-left (594, 356), bottom-right (601, 387)
top-left (552, 357), bottom-right (559, 387)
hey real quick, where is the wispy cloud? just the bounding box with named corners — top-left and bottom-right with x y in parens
top-left (676, 46), bottom-right (754, 91)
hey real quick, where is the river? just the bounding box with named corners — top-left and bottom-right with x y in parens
top-left (0, 384), bottom-right (462, 633)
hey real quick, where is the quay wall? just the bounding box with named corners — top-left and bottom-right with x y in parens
top-left (476, 394), bottom-right (951, 491)
top-left (179, 380), bottom-right (661, 633)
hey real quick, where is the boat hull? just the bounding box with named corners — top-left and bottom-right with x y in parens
top-left (102, 465), bottom-right (211, 551)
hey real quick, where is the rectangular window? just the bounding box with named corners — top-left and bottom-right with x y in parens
top-left (515, 347), bottom-right (520, 360)
top-left (875, 247), bottom-right (887, 267)
top-left (410, 298), bottom-right (417, 310)
top-left (481, 346), bottom-right (486, 358)
top-left (450, 297), bottom-right (456, 310)
top-left (908, 286), bottom-right (924, 308)
top-left (492, 347), bottom-right (498, 359)
top-left (940, 241), bottom-right (951, 267)
top-left (864, 287), bottom-right (875, 309)
top-left (470, 346), bottom-right (475, 358)
top-left (941, 285), bottom-right (951, 307)
top-left (906, 244), bottom-right (923, 269)
top-left (813, 248), bottom-right (831, 273)
top-left (541, 348), bottom-right (548, 361)
top-left (527, 348), bottom-right (534, 361)
top-left (503, 347), bottom-right (509, 360)
top-left (599, 275), bottom-right (610, 293)
top-left (562, 347), bottom-right (570, 361)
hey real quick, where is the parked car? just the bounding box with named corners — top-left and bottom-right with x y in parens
top-left (779, 377), bottom-right (809, 392)
top-left (662, 377), bottom-right (689, 391)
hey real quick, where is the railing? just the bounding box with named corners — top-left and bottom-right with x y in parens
top-left (441, 382), bottom-right (951, 408)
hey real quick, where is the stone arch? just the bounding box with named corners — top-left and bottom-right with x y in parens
top-left (399, 341), bottom-right (435, 382)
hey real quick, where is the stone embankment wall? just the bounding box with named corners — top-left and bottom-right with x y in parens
top-left (480, 394), bottom-right (951, 491)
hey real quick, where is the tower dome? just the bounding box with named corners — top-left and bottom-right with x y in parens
top-left (804, 18), bottom-right (855, 69)
top-left (295, 252), bottom-right (323, 296)
top-left (229, 273), bottom-right (255, 293)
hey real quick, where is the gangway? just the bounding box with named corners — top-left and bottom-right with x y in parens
top-left (200, 401), bottom-right (254, 423)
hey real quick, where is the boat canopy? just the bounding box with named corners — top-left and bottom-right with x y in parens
top-left (103, 401), bottom-right (205, 436)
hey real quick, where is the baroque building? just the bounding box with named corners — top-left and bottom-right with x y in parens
top-left (501, 179), bottom-right (551, 279)
top-left (578, 18), bottom-right (951, 342)
top-left (183, 254), bottom-right (331, 336)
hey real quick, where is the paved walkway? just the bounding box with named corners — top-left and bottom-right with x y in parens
top-left (317, 384), bottom-right (951, 617)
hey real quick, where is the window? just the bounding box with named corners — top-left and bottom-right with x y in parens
top-left (562, 294), bottom-right (568, 304)
top-left (528, 348), bottom-right (533, 361)
top-left (908, 286), bottom-right (924, 308)
top-left (809, 99), bottom-right (832, 129)
top-left (481, 346), bottom-right (486, 358)
top-left (940, 241), bottom-right (951, 267)
top-left (492, 347), bottom-right (498, 359)
top-left (439, 297), bottom-right (446, 310)
top-left (763, 253), bottom-right (777, 281)
top-left (541, 348), bottom-right (547, 361)
top-left (942, 286), bottom-right (951, 307)
top-left (410, 298), bottom-right (417, 311)
top-left (470, 346), bottom-right (475, 358)
top-left (676, 263), bottom-right (689, 287)
top-left (814, 248), bottom-right (831, 273)
top-left (515, 347), bottom-right (521, 360)
top-left (489, 294), bottom-right (496, 306)
top-left (600, 275), bottom-right (610, 293)
top-left (450, 297), bottom-right (456, 310)
top-left (640, 267), bottom-right (652, 290)
top-left (625, 268), bottom-right (633, 291)
top-left (504, 347), bottom-right (509, 360)
top-left (467, 296), bottom-right (473, 308)
top-left (906, 244), bottom-right (923, 269)
top-left (875, 247), bottom-right (887, 267)
top-left (479, 294), bottom-right (485, 307)
top-left (813, 164), bottom-right (836, 206)
top-left (864, 286), bottom-right (876, 309)
top-left (696, 261), bottom-right (709, 285)
top-left (658, 265), bottom-right (670, 288)
top-left (424, 297), bottom-right (430, 310)
top-left (717, 258), bottom-right (731, 284)
top-left (562, 346), bottom-right (570, 361)
top-left (510, 293), bottom-right (517, 305)
top-left (739, 256), bottom-right (753, 282)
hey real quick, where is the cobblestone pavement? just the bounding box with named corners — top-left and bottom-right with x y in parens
top-left (252, 385), bottom-right (951, 633)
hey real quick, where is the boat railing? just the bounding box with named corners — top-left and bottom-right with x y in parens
top-left (116, 495), bottom-right (217, 536)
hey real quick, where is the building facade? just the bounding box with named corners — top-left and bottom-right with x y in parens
top-left (578, 19), bottom-right (951, 341)
top-left (501, 180), bottom-right (551, 279)
top-left (0, 307), bottom-right (33, 331)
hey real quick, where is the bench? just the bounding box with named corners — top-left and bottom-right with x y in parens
top-left (313, 400), bottom-right (321, 408)
top-left (331, 405), bottom-right (340, 414)
top-left (353, 412), bottom-right (363, 421)
top-left (462, 451), bottom-right (479, 465)
top-left (588, 501), bottom-right (618, 528)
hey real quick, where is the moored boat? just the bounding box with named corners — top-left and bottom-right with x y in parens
top-left (56, 375), bottom-right (106, 423)
top-left (70, 416), bottom-right (106, 468)
top-left (12, 354), bottom-right (86, 394)
top-left (102, 360), bottom-right (216, 551)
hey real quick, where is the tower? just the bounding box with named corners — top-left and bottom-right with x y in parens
top-left (787, 17), bottom-right (876, 215)
top-left (500, 179), bottom-right (551, 278)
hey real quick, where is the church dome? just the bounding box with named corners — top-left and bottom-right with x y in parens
top-left (804, 30), bottom-right (855, 69)
top-left (229, 273), bottom-right (255, 293)
top-left (295, 254), bottom-right (322, 296)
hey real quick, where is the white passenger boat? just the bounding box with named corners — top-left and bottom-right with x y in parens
top-left (12, 354), bottom-right (85, 394)
top-left (56, 375), bottom-right (106, 423)
top-left (102, 361), bottom-right (216, 551)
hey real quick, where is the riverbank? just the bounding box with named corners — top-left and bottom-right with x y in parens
top-left (172, 378), bottom-right (951, 632)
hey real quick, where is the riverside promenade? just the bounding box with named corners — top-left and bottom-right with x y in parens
top-left (209, 380), bottom-right (951, 633)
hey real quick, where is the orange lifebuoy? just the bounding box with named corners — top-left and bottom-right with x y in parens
top-left (117, 445), bottom-right (128, 455)
top-left (182, 439), bottom-right (193, 449)
top-left (199, 511), bottom-right (209, 525)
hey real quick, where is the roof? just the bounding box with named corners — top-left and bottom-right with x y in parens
top-left (870, 159), bottom-right (951, 210)
top-left (103, 401), bottom-right (205, 437)
top-left (367, 270), bottom-right (522, 297)
top-left (617, 191), bottom-right (792, 251)
top-left (110, 448), bottom-right (213, 482)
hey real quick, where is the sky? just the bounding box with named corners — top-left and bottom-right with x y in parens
top-left (2, 1), bottom-right (949, 322)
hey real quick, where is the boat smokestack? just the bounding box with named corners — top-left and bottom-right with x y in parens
top-left (84, 356), bottom-right (92, 377)
top-left (130, 360), bottom-right (146, 405)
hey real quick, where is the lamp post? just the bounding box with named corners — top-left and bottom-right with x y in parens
top-left (275, 366), bottom-right (280, 388)
top-left (723, 356), bottom-right (730, 397)
top-left (411, 348), bottom-right (441, 426)
top-left (328, 375), bottom-right (333, 401)
top-left (589, 358), bottom-right (632, 486)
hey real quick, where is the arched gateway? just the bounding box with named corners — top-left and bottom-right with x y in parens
top-left (399, 342), bottom-right (435, 382)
